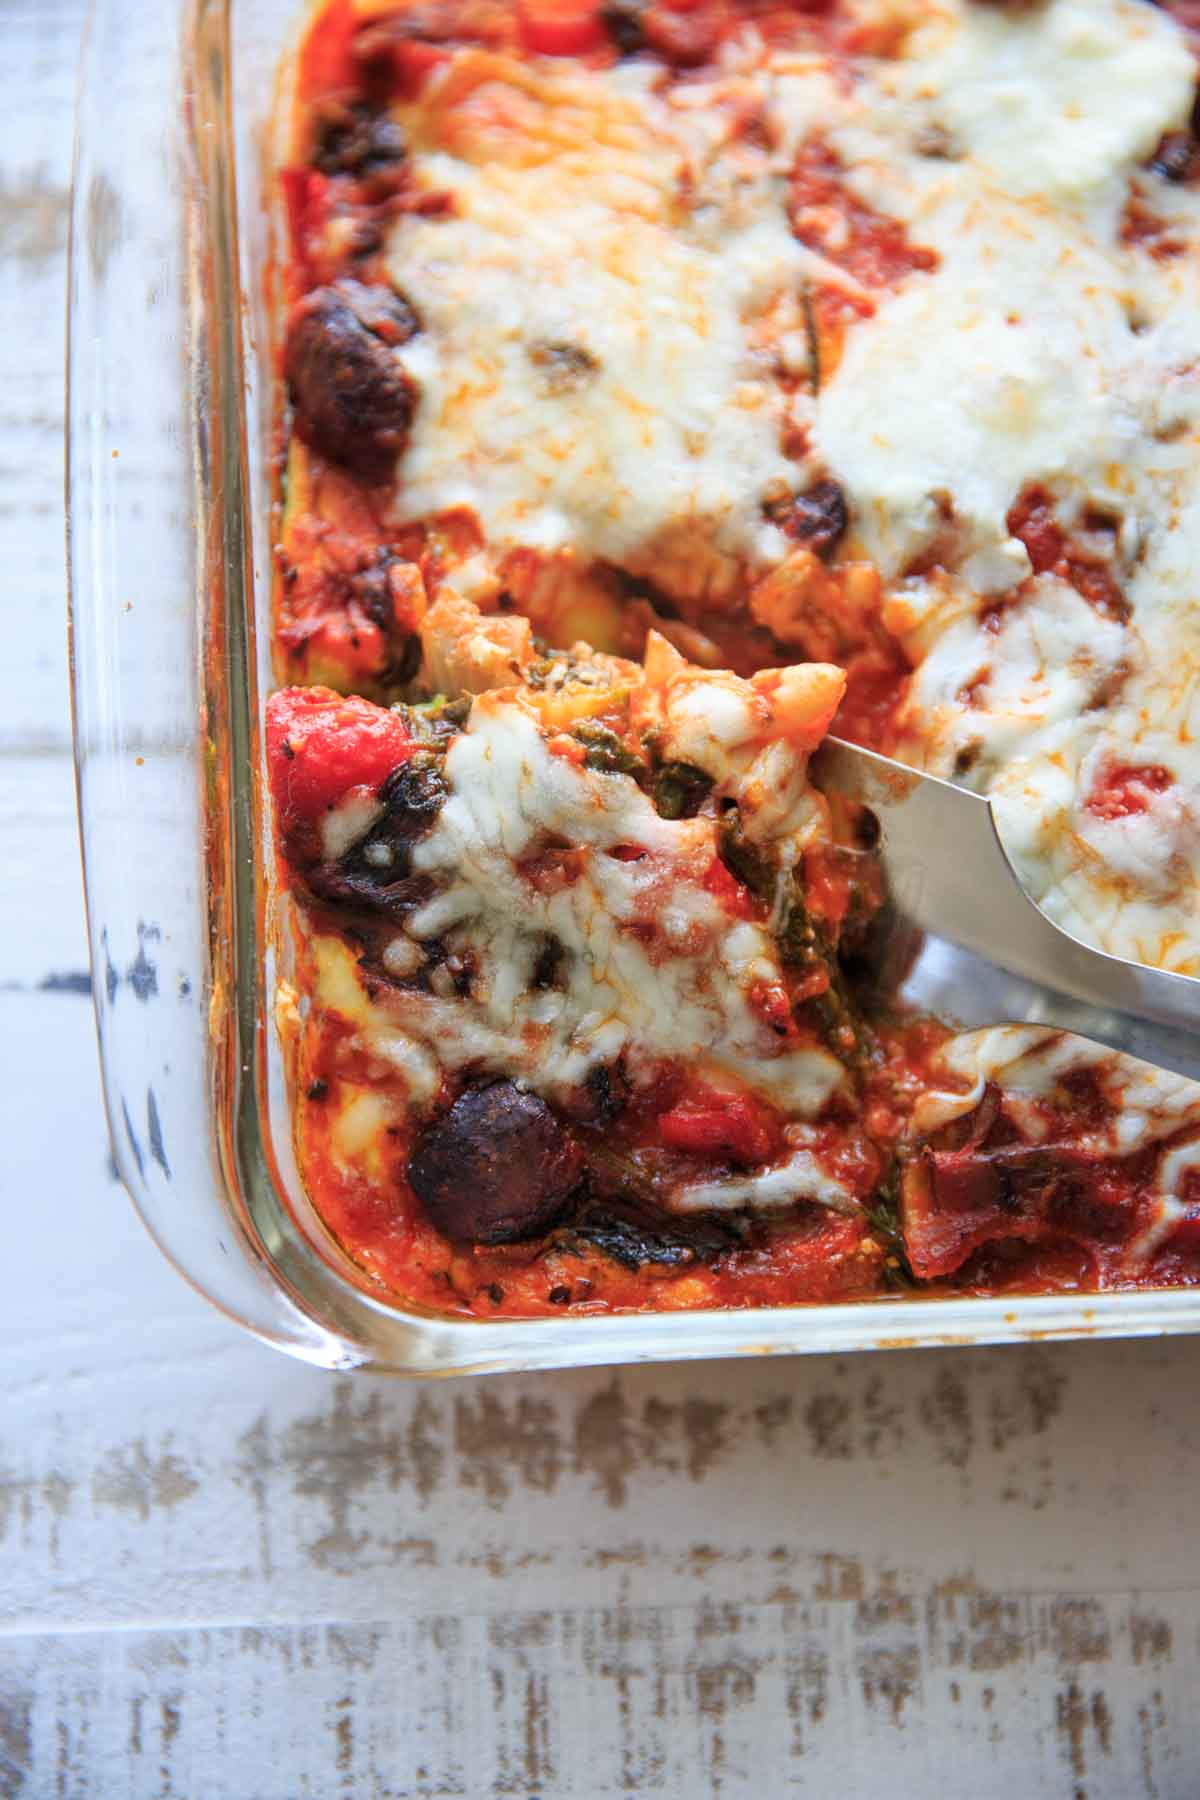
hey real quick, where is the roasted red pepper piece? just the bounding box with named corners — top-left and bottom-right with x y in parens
top-left (658, 1086), bottom-right (779, 1165)
top-left (517, 0), bottom-right (608, 55)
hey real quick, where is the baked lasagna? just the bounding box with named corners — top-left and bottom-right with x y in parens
top-left (268, 0), bottom-right (1200, 1316)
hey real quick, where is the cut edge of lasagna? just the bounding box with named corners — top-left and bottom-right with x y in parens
top-left (266, 623), bottom-right (921, 1314)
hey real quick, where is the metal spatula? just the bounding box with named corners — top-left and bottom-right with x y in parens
top-left (811, 738), bottom-right (1200, 1084)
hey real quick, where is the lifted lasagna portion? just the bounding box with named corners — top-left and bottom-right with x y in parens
top-left (267, 636), bottom-right (917, 1312)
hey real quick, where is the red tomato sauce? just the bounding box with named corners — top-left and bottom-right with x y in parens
top-left (1006, 486), bottom-right (1131, 625)
top-left (1086, 763), bottom-right (1174, 822)
top-left (299, 0), bottom-right (871, 102)
top-left (787, 135), bottom-right (938, 376)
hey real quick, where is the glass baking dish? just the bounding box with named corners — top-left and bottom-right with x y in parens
top-left (66, 0), bottom-right (1200, 1373)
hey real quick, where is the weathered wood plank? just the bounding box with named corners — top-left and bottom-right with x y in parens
top-left (0, 1590), bottom-right (1194, 1800)
top-left (0, 0), bottom-right (87, 756)
top-left (0, 757), bottom-right (88, 988)
top-left (4, 5), bottom-right (1200, 1800)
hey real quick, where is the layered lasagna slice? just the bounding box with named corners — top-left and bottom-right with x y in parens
top-left (266, 630), bottom-right (937, 1312)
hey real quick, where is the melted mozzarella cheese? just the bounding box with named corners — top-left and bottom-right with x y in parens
top-left (816, 206), bottom-right (1139, 581)
top-left (365, 0), bottom-right (1200, 1187)
top-left (382, 2), bottom-right (1199, 975)
top-left (906, 581), bottom-right (1130, 779)
top-left (815, 0), bottom-right (1192, 588)
top-left (919, 1027), bottom-right (1200, 1154)
top-left (808, 0), bottom-right (1200, 977)
top-left (313, 696), bottom-right (848, 1132)
top-left (387, 63), bottom-right (808, 593)
top-left (319, 791), bottom-right (382, 863)
top-left (670, 1150), bottom-right (855, 1216)
top-left (904, 0), bottom-right (1192, 204)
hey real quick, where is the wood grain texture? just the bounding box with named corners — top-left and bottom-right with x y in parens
top-left (0, 1591), bottom-right (1193, 1799)
top-left (0, 0), bottom-right (80, 757)
top-left (4, 3), bottom-right (1200, 1796)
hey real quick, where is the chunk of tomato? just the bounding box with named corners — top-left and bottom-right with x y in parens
top-left (1087, 763), bottom-right (1174, 822)
top-left (279, 167), bottom-right (330, 288)
top-left (391, 39), bottom-right (453, 97)
top-left (658, 1086), bottom-right (779, 1165)
top-left (640, 1), bottom-right (723, 62)
top-left (517, 0), bottom-right (607, 56)
top-left (296, 0), bottom-right (357, 100)
top-left (266, 686), bottom-right (417, 829)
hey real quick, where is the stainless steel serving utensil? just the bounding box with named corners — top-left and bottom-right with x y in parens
top-left (811, 738), bottom-right (1200, 1084)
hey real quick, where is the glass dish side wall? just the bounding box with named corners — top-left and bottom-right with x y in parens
top-left (67, 0), bottom-right (1200, 1371)
top-left (67, 0), bottom-right (359, 1365)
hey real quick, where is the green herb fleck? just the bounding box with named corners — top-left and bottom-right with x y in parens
top-left (653, 761), bottom-right (712, 820)
top-left (801, 278), bottom-right (822, 395)
top-left (863, 1164), bottom-right (915, 1289)
top-left (778, 882), bottom-right (866, 1064)
top-left (572, 722), bottom-right (647, 779)
top-left (398, 693), bottom-right (471, 743)
top-left (718, 808), bottom-right (777, 899)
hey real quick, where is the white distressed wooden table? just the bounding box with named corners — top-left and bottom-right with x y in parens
top-left (3, 7), bottom-right (1200, 1795)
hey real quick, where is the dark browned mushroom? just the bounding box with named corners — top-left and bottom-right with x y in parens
top-left (407, 1082), bottom-right (583, 1243)
top-left (284, 279), bottom-right (420, 473)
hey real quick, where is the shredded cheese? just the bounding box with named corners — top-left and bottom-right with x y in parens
top-left (314, 693), bottom-right (848, 1126)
